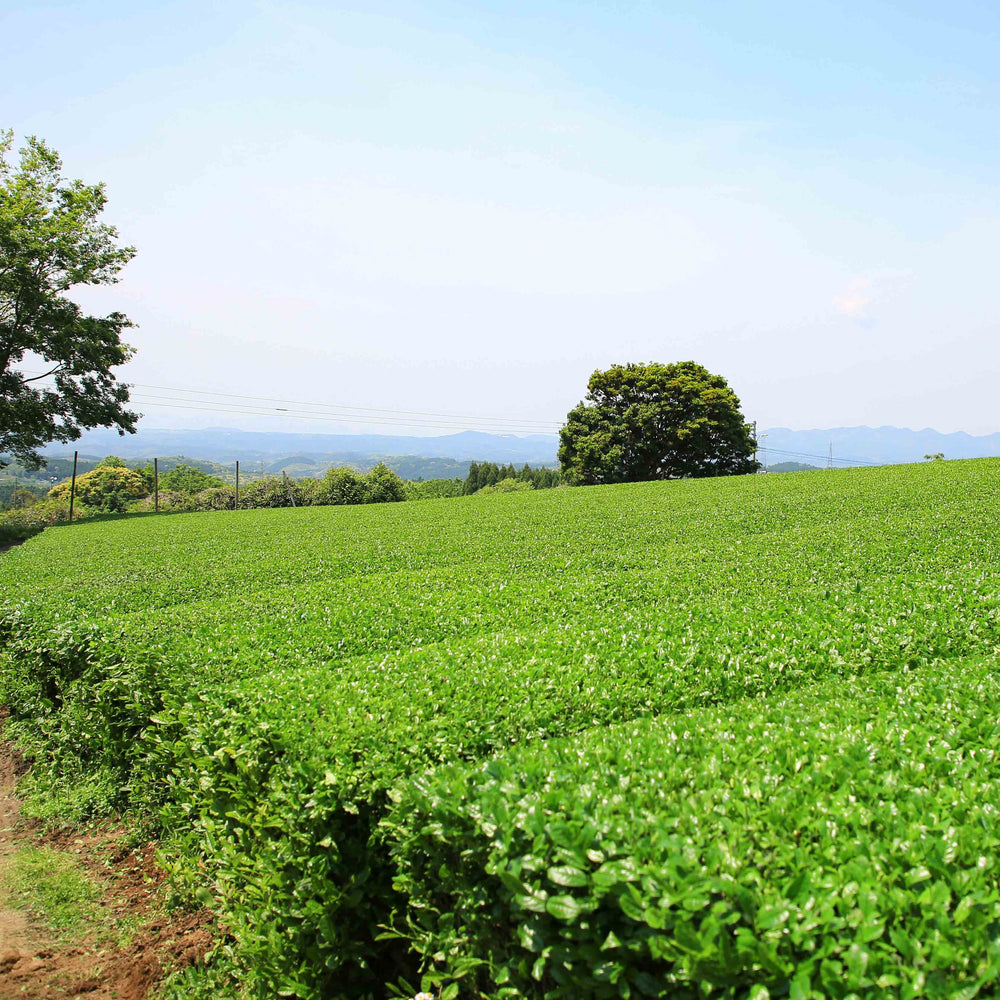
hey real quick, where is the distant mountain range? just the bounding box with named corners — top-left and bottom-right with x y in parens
top-left (42, 427), bottom-right (561, 466)
top-left (39, 424), bottom-right (1000, 470)
top-left (759, 426), bottom-right (1000, 467)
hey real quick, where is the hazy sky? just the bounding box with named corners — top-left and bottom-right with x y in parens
top-left (5, 0), bottom-right (999, 435)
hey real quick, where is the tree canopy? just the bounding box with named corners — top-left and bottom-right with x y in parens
top-left (558, 361), bottom-right (759, 484)
top-left (159, 464), bottom-right (225, 494)
top-left (1, 131), bottom-right (137, 469)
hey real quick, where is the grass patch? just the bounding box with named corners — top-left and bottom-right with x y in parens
top-left (1, 844), bottom-right (102, 940)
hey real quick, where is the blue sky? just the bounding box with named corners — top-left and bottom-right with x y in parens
top-left (4, 0), bottom-right (999, 434)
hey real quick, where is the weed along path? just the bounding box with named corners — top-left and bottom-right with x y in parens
top-left (0, 739), bottom-right (43, 975)
top-left (0, 732), bottom-right (216, 999)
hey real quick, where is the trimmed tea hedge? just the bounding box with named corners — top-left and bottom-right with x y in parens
top-left (389, 659), bottom-right (1000, 999)
top-left (2, 459), bottom-right (1000, 996)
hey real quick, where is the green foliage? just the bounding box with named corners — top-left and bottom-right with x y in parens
top-left (95, 454), bottom-right (130, 468)
top-left (48, 463), bottom-right (149, 513)
top-left (767, 461), bottom-right (821, 473)
top-left (5, 486), bottom-right (42, 509)
top-left (464, 462), bottom-right (559, 495)
top-left (404, 477), bottom-right (464, 501)
top-left (318, 466), bottom-right (365, 506)
top-left (236, 475), bottom-right (306, 509)
top-left (157, 947), bottom-right (248, 1000)
top-left (363, 462), bottom-right (406, 503)
top-left (0, 477), bottom-right (46, 509)
top-left (0, 497), bottom-right (77, 546)
top-left (195, 485), bottom-right (237, 511)
top-left (3, 459), bottom-right (1000, 996)
top-left (0, 131), bottom-right (137, 469)
top-left (476, 477), bottom-right (533, 495)
top-left (559, 361), bottom-right (758, 484)
top-left (159, 463), bottom-right (225, 493)
top-left (131, 489), bottom-right (199, 513)
top-left (389, 659), bottom-right (1000, 998)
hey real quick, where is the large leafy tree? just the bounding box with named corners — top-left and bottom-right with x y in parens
top-left (1, 130), bottom-right (138, 469)
top-left (559, 361), bottom-right (759, 484)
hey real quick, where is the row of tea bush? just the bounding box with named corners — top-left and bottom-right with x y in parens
top-left (3, 460), bottom-right (1000, 996)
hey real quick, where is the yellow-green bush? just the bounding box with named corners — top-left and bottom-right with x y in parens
top-left (48, 465), bottom-right (149, 513)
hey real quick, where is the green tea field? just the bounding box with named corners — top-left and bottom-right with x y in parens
top-left (3, 459), bottom-right (1000, 999)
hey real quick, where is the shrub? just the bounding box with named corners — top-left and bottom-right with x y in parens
top-left (160, 464), bottom-right (226, 493)
top-left (48, 465), bottom-right (149, 513)
top-left (132, 490), bottom-right (198, 513)
top-left (316, 467), bottom-right (365, 506)
top-left (6, 487), bottom-right (42, 510)
top-left (404, 478), bottom-right (464, 501)
top-left (0, 499), bottom-right (78, 546)
top-left (362, 463), bottom-right (406, 503)
top-left (237, 476), bottom-right (306, 509)
top-left (296, 477), bottom-right (326, 506)
top-left (194, 486), bottom-right (237, 511)
top-left (477, 478), bottom-right (534, 495)
top-left (6, 459), bottom-right (1000, 997)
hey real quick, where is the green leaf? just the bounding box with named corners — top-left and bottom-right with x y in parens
top-left (546, 895), bottom-right (585, 921)
top-left (548, 865), bottom-right (589, 887)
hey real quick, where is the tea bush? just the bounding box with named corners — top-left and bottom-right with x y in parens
top-left (2, 459), bottom-right (1000, 996)
top-left (0, 498), bottom-right (83, 547)
top-left (389, 659), bottom-right (1000, 999)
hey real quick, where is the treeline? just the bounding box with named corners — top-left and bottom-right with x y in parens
top-left (0, 480), bottom-right (46, 510)
top-left (71, 460), bottom-right (410, 513)
top-left (1, 457), bottom-right (561, 549)
top-left (0, 459), bottom-right (411, 546)
top-left (463, 461), bottom-right (560, 494)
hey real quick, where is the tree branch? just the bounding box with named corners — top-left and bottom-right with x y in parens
top-left (20, 365), bottom-right (65, 383)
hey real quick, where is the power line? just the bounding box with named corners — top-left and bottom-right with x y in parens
top-left (19, 370), bottom-right (564, 433)
top-left (129, 381), bottom-right (562, 429)
top-left (15, 368), bottom-right (886, 465)
top-left (764, 446), bottom-right (877, 467)
top-left (123, 395), bottom-right (561, 434)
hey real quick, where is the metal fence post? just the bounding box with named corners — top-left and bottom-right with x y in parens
top-left (69, 451), bottom-right (78, 521)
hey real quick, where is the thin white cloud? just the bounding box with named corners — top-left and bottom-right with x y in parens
top-left (833, 276), bottom-right (874, 319)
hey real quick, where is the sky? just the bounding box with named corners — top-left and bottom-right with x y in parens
top-left (4, 0), bottom-right (999, 435)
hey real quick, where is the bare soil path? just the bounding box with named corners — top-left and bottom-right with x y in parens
top-left (0, 735), bottom-right (217, 999)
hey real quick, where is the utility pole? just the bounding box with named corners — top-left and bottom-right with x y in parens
top-left (235, 460), bottom-right (240, 509)
top-left (827, 442), bottom-right (834, 470)
top-left (69, 451), bottom-right (78, 521)
top-left (752, 421), bottom-right (757, 465)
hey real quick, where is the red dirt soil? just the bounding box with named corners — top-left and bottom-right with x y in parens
top-left (0, 731), bottom-right (219, 999)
